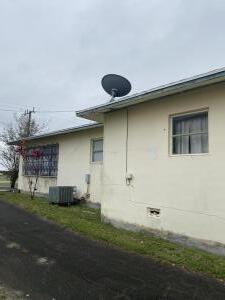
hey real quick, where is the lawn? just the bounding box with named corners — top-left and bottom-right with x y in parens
top-left (1, 192), bottom-right (225, 281)
top-left (0, 282), bottom-right (20, 300)
top-left (0, 175), bottom-right (10, 190)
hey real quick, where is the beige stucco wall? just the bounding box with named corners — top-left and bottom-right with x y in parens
top-left (57, 128), bottom-right (103, 203)
top-left (18, 127), bottom-right (103, 203)
top-left (102, 82), bottom-right (225, 245)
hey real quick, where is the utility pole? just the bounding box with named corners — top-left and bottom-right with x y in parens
top-left (24, 107), bottom-right (35, 137)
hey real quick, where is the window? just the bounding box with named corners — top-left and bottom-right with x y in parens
top-left (23, 144), bottom-right (59, 177)
top-left (92, 139), bottom-right (103, 162)
top-left (172, 111), bottom-right (208, 155)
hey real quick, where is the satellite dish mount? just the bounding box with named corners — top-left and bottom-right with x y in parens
top-left (101, 74), bottom-right (131, 102)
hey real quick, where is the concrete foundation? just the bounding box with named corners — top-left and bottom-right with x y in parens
top-left (102, 215), bottom-right (225, 257)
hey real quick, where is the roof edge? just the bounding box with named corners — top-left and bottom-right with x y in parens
top-left (76, 67), bottom-right (225, 121)
top-left (8, 123), bottom-right (103, 145)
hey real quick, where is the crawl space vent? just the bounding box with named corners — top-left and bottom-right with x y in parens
top-left (147, 207), bottom-right (161, 217)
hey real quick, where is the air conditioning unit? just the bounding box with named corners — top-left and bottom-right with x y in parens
top-left (49, 186), bottom-right (74, 205)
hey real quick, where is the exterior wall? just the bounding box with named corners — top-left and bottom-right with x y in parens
top-left (57, 128), bottom-right (103, 203)
top-left (18, 127), bottom-right (103, 203)
top-left (102, 82), bottom-right (225, 245)
top-left (18, 156), bottom-right (57, 194)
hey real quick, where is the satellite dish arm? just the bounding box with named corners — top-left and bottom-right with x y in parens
top-left (110, 89), bottom-right (118, 101)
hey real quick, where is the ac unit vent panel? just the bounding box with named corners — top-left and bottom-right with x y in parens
top-left (49, 186), bottom-right (74, 204)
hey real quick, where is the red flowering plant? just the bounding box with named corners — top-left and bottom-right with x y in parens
top-left (17, 141), bottom-right (43, 199)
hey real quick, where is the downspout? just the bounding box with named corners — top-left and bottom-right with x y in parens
top-left (125, 109), bottom-right (128, 174)
top-left (125, 108), bottom-right (133, 185)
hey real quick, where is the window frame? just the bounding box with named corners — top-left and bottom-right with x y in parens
top-left (91, 138), bottom-right (103, 163)
top-left (22, 143), bottom-right (59, 177)
top-left (169, 108), bottom-right (209, 156)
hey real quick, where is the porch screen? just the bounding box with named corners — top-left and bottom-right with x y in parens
top-left (172, 111), bottom-right (208, 154)
top-left (23, 144), bottom-right (59, 177)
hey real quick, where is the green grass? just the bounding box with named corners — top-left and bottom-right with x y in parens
top-left (0, 283), bottom-right (21, 300)
top-left (1, 192), bottom-right (225, 281)
top-left (0, 175), bottom-right (9, 182)
top-left (0, 176), bottom-right (10, 189)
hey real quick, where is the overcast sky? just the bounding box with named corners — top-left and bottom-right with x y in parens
top-left (0, 0), bottom-right (225, 132)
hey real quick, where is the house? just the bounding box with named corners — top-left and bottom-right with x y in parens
top-left (13, 68), bottom-right (225, 253)
top-left (13, 123), bottom-right (104, 205)
top-left (76, 68), bottom-right (225, 253)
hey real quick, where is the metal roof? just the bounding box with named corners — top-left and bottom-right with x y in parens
top-left (76, 67), bottom-right (225, 122)
top-left (8, 123), bottom-right (103, 145)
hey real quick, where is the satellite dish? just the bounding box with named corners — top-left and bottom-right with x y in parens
top-left (101, 74), bottom-right (131, 102)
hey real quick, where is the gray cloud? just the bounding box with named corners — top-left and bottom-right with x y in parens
top-left (0, 0), bottom-right (225, 131)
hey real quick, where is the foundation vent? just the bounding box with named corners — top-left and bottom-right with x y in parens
top-left (147, 207), bottom-right (161, 217)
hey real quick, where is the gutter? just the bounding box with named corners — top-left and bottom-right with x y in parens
top-left (8, 123), bottom-right (103, 145)
top-left (76, 68), bottom-right (225, 120)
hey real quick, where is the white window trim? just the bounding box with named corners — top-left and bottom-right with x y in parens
top-left (90, 138), bottom-right (104, 164)
top-left (169, 108), bottom-right (210, 157)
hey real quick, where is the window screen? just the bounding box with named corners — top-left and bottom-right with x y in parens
top-left (92, 139), bottom-right (103, 162)
top-left (23, 144), bottom-right (59, 176)
top-left (172, 111), bottom-right (208, 154)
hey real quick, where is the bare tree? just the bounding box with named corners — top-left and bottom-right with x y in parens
top-left (0, 113), bottom-right (45, 189)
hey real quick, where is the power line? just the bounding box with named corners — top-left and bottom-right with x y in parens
top-left (0, 102), bottom-right (28, 109)
top-left (0, 108), bottom-right (17, 112)
top-left (36, 110), bottom-right (75, 113)
top-left (0, 98), bottom-right (75, 113)
top-left (0, 108), bottom-right (75, 113)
